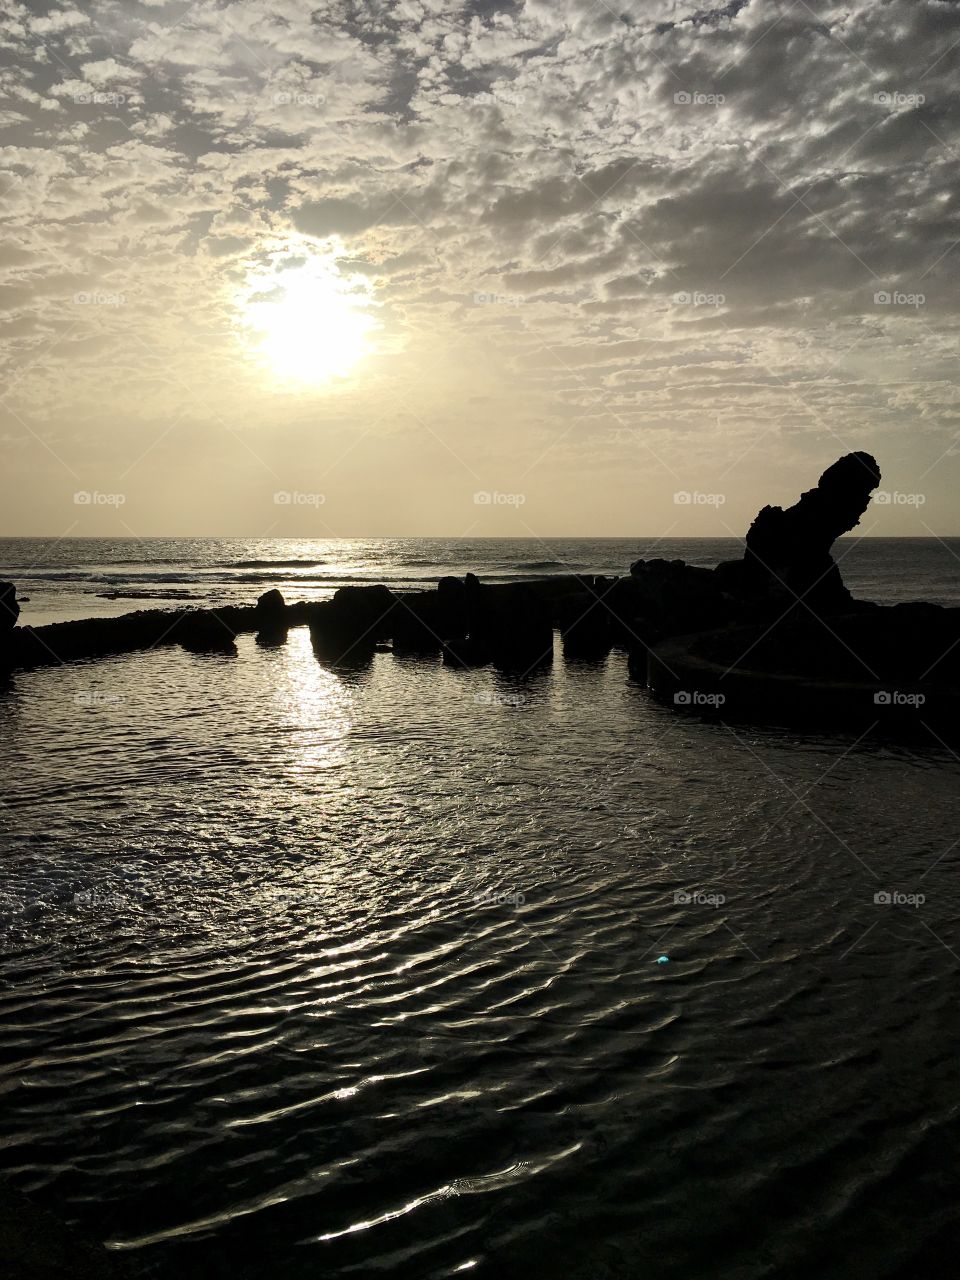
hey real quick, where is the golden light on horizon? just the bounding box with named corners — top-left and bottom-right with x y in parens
top-left (239, 244), bottom-right (379, 387)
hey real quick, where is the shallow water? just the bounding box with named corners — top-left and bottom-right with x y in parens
top-left (2, 630), bottom-right (959, 1278)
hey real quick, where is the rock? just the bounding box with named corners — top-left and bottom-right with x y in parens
top-left (309, 602), bottom-right (375, 669)
top-left (623, 560), bottom-right (731, 640)
top-left (390, 593), bottom-right (444, 652)
top-left (0, 581), bottom-right (19, 632)
top-left (437, 576), bottom-right (469, 638)
top-left (256, 588), bottom-right (286, 620)
top-left (1, 601), bottom-right (285, 672)
top-left (740, 452), bottom-right (881, 612)
top-left (255, 588), bottom-right (288, 646)
top-left (331, 585), bottom-right (396, 641)
top-left (468, 581), bottom-right (553, 670)
top-left (559, 586), bottom-right (615, 659)
top-left (178, 609), bottom-right (237, 654)
top-left (308, 586), bottom-right (396, 665)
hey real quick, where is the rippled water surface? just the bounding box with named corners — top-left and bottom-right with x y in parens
top-left (2, 631), bottom-right (960, 1278)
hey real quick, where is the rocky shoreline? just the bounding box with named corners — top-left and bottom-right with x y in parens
top-left (2, 453), bottom-right (959, 734)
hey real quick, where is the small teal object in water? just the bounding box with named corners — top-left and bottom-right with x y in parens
top-left (656, 955), bottom-right (669, 964)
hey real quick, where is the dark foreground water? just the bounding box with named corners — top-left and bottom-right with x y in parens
top-left (2, 623), bottom-right (960, 1279)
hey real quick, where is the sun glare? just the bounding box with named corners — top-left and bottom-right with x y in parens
top-left (239, 246), bottom-right (378, 386)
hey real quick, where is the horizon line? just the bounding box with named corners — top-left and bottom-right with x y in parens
top-left (0, 533), bottom-right (951, 542)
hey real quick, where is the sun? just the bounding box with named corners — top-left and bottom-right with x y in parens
top-left (239, 244), bottom-right (379, 386)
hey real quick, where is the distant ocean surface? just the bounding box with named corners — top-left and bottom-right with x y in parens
top-left (3, 535), bottom-right (960, 626)
top-left (3, 535), bottom-right (960, 1279)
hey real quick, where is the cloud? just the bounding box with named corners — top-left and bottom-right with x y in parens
top-left (1, 0), bottom-right (959, 534)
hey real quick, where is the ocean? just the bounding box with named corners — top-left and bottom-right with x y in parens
top-left (1, 538), bottom-right (959, 1279)
top-left (3, 536), bottom-right (960, 627)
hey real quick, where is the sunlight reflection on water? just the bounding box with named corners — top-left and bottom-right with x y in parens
top-left (1, 631), bottom-right (959, 1278)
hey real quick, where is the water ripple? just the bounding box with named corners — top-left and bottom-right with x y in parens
top-left (1, 633), bottom-right (960, 1277)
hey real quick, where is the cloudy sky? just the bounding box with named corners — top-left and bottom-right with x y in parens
top-left (1, 0), bottom-right (958, 537)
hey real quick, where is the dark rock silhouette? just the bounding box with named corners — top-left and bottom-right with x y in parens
top-left (255, 588), bottom-right (289, 646)
top-left (648, 600), bottom-right (960, 732)
top-left (454, 579), bottom-right (553, 671)
top-left (332, 585), bottom-right (396, 641)
top-left (437, 575), bottom-right (468, 637)
top-left (0, 581), bottom-right (18, 632)
top-left (0, 604), bottom-right (269, 671)
top-left (307, 586), bottom-right (395, 664)
top-left (717, 451), bottom-right (881, 612)
top-left (256, 588), bottom-right (286, 620)
top-left (178, 609), bottom-right (238, 654)
top-left (390, 594), bottom-right (445, 652)
top-left (558, 583), bottom-right (616, 659)
top-left (562, 560), bottom-right (733, 662)
top-left (390, 596), bottom-right (443, 652)
top-left (626, 560), bottom-right (731, 638)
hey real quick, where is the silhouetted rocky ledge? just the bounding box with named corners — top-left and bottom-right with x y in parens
top-left (2, 453), bottom-right (958, 733)
top-left (0, 578), bottom-right (589, 675)
top-left (647, 607), bottom-right (960, 732)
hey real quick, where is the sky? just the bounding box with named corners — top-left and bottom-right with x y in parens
top-left (1, 0), bottom-right (958, 538)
